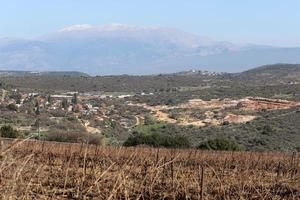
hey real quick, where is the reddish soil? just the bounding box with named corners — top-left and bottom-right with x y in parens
top-left (238, 97), bottom-right (299, 110)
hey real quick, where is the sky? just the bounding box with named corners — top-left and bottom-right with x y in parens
top-left (0, 0), bottom-right (300, 47)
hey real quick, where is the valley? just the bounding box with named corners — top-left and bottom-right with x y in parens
top-left (1, 64), bottom-right (300, 152)
top-left (2, 2), bottom-right (300, 199)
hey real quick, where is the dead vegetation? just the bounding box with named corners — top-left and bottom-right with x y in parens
top-left (0, 139), bottom-right (299, 199)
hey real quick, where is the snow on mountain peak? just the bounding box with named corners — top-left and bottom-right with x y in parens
top-left (60, 24), bottom-right (95, 32)
top-left (99, 23), bottom-right (136, 31)
top-left (60, 23), bottom-right (162, 33)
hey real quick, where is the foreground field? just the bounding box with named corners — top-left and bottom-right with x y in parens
top-left (1, 139), bottom-right (299, 199)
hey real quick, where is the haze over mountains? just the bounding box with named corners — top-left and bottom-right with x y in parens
top-left (0, 23), bottom-right (300, 75)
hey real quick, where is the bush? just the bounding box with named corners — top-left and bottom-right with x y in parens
top-left (7, 103), bottom-right (18, 111)
top-left (124, 131), bottom-right (190, 148)
top-left (0, 125), bottom-right (19, 138)
top-left (144, 115), bottom-right (156, 125)
top-left (169, 113), bottom-right (180, 120)
top-left (261, 125), bottom-right (275, 135)
top-left (198, 138), bottom-right (245, 151)
top-left (50, 110), bottom-right (66, 117)
top-left (45, 130), bottom-right (102, 145)
top-left (87, 134), bottom-right (103, 145)
top-left (222, 121), bottom-right (230, 126)
top-left (46, 130), bottom-right (86, 143)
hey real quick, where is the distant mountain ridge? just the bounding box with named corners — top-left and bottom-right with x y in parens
top-left (0, 70), bottom-right (88, 77)
top-left (0, 23), bottom-right (300, 75)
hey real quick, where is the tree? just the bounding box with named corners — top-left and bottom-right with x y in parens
top-left (35, 101), bottom-right (40, 115)
top-left (16, 98), bottom-right (21, 104)
top-left (61, 98), bottom-right (69, 110)
top-left (34, 119), bottom-right (41, 138)
top-left (0, 125), bottom-right (19, 138)
top-left (47, 95), bottom-right (52, 103)
top-left (72, 93), bottom-right (78, 104)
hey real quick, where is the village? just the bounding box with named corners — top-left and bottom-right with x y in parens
top-left (1, 86), bottom-right (299, 145)
top-left (0, 88), bottom-right (150, 142)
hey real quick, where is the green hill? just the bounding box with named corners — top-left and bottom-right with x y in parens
top-left (233, 64), bottom-right (300, 85)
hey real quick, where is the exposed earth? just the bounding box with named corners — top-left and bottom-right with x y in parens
top-left (130, 97), bottom-right (299, 127)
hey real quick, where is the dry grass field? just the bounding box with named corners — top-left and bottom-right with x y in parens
top-left (0, 138), bottom-right (299, 199)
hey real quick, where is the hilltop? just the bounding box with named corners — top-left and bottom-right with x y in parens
top-left (233, 64), bottom-right (300, 85)
top-left (1, 64), bottom-right (299, 92)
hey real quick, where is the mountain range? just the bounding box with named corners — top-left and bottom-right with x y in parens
top-left (0, 23), bottom-right (300, 75)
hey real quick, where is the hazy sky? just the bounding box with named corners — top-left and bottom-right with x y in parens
top-left (0, 0), bottom-right (299, 47)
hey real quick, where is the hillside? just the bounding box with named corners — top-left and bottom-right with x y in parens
top-left (1, 64), bottom-right (300, 92)
top-left (0, 72), bottom-right (228, 92)
top-left (1, 64), bottom-right (300, 152)
top-left (233, 64), bottom-right (300, 85)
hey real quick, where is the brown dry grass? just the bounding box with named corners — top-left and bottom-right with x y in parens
top-left (0, 138), bottom-right (299, 199)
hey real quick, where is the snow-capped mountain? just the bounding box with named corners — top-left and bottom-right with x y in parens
top-left (0, 23), bottom-right (299, 75)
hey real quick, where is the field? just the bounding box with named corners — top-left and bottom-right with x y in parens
top-left (1, 139), bottom-right (299, 199)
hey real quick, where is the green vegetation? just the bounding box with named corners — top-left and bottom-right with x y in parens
top-left (198, 138), bottom-right (245, 151)
top-left (71, 93), bottom-right (78, 104)
top-left (1, 64), bottom-right (300, 152)
top-left (124, 131), bottom-right (190, 148)
top-left (61, 98), bottom-right (69, 110)
top-left (0, 125), bottom-right (19, 138)
top-left (7, 103), bottom-right (18, 111)
top-left (124, 122), bottom-right (190, 148)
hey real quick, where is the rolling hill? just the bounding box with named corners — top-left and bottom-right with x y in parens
top-left (1, 64), bottom-right (300, 93)
top-left (233, 63), bottom-right (300, 85)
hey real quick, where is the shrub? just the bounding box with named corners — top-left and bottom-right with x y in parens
top-left (45, 130), bottom-right (86, 143)
top-left (144, 115), bottom-right (156, 125)
top-left (50, 110), bottom-right (66, 117)
top-left (198, 138), bottom-right (245, 151)
top-left (67, 115), bottom-right (78, 121)
top-left (86, 134), bottom-right (103, 145)
top-left (0, 125), bottom-right (19, 138)
top-left (261, 125), bottom-right (275, 135)
top-left (169, 113), bottom-right (180, 120)
top-left (222, 121), bottom-right (230, 126)
top-left (124, 131), bottom-right (190, 148)
top-left (7, 103), bottom-right (18, 111)
top-left (45, 130), bottom-right (102, 145)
